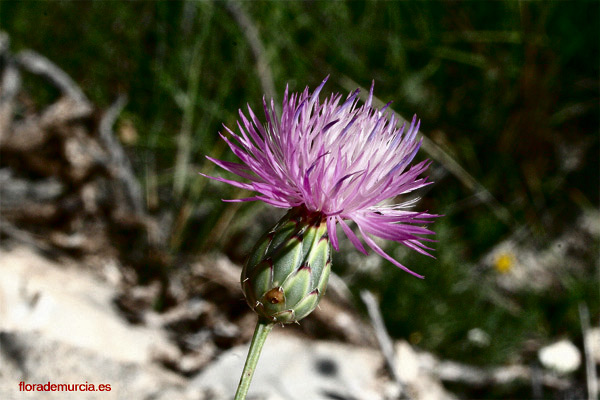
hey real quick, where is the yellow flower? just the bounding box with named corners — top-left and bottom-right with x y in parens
top-left (494, 252), bottom-right (514, 273)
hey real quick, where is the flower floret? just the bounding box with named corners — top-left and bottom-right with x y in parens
top-left (202, 76), bottom-right (438, 277)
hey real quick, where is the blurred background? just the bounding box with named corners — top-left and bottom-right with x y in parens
top-left (0, 1), bottom-right (598, 399)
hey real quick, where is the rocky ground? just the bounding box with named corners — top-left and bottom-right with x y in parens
top-left (2, 244), bottom-right (595, 400)
top-left (0, 242), bottom-right (466, 400)
top-left (0, 246), bottom-right (394, 400)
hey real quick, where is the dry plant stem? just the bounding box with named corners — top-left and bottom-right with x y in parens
top-left (225, 0), bottom-right (276, 102)
top-left (361, 290), bottom-right (410, 399)
top-left (98, 94), bottom-right (145, 216)
top-left (579, 302), bottom-right (598, 400)
top-left (16, 49), bottom-right (90, 104)
top-left (234, 318), bottom-right (274, 400)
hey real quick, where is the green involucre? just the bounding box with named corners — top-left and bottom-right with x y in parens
top-left (241, 207), bottom-right (331, 324)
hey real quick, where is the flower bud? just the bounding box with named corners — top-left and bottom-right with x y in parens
top-left (241, 207), bottom-right (331, 324)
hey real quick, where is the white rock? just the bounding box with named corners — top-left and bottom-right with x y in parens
top-left (467, 328), bottom-right (491, 347)
top-left (0, 331), bottom-right (191, 400)
top-left (0, 246), bottom-right (177, 364)
top-left (538, 339), bottom-right (581, 374)
top-left (394, 341), bottom-right (458, 400)
top-left (395, 340), bottom-right (420, 382)
top-left (192, 332), bottom-right (385, 400)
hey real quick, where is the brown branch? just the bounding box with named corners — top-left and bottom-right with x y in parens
top-left (0, 216), bottom-right (53, 253)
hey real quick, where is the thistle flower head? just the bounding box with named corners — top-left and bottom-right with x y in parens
top-left (203, 77), bottom-right (437, 278)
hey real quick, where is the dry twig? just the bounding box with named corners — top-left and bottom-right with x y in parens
top-left (579, 302), bottom-right (599, 400)
top-left (428, 358), bottom-right (571, 390)
top-left (98, 95), bottom-right (144, 215)
top-left (15, 50), bottom-right (89, 105)
top-left (225, 0), bottom-right (277, 103)
top-left (0, 217), bottom-right (53, 253)
top-left (360, 290), bottom-right (410, 399)
top-left (0, 60), bottom-right (20, 139)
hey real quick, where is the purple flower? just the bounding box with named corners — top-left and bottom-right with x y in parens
top-left (202, 77), bottom-right (438, 278)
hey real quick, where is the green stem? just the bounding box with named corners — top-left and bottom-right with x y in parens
top-left (234, 318), bottom-right (274, 400)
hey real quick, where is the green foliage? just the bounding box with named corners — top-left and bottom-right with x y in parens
top-left (2, 1), bottom-right (598, 394)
